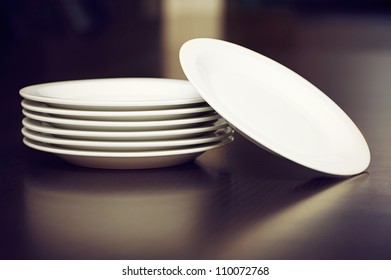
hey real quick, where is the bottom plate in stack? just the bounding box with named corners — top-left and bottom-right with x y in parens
top-left (23, 137), bottom-right (233, 169)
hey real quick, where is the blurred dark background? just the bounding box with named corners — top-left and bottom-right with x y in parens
top-left (0, 2), bottom-right (390, 81)
top-left (2, 0), bottom-right (390, 88)
top-left (2, 0), bottom-right (391, 149)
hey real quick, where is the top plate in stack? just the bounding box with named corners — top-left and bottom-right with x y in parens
top-left (20, 78), bottom-right (234, 169)
top-left (20, 78), bottom-right (206, 110)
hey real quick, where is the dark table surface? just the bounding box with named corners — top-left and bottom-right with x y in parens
top-left (1, 1), bottom-right (391, 259)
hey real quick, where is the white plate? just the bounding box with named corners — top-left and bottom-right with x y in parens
top-left (22, 118), bottom-right (229, 141)
top-left (23, 109), bottom-right (219, 131)
top-left (180, 38), bottom-right (370, 176)
top-left (23, 137), bottom-right (233, 169)
top-left (22, 127), bottom-right (233, 151)
top-left (21, 99), bottom-right (214, 121)
top-left (20, 78), bottom-right (205, 110)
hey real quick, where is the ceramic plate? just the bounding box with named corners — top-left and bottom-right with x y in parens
top-left (23, 109), bottom-right (219, 131)
top-left (23, 137), bottom-right (233, 169)
top-left (22, 127), bottom-right (233, 151)
top-left (22, 99), bottom-right (213, 121)
top-left (22, 118), bottom-right (229, 141)
top-left (180, 38), bottom-right (370, 176)
top-left (20, 78), bottom-right (205, 110)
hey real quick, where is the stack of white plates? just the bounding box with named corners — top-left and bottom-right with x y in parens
top-left (20, 78), bottom-right (234, 169)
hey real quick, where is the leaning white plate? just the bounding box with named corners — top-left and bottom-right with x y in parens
top-left (22, 126), bottom-right (233, 151)
top-left (23, 118), bottom-right (229, 141)
top-left (20, 78), bottom-right (205, 110)
top-left (22, 99), bottom-right (213, 121)
top-left (23, 109), bottom-right (219, 131)
top-left (23, 137), bottom-right (233, 169)
top-left (180, 38), bottom-right (370, 176)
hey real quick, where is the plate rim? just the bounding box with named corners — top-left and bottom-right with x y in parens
top-left (22, 109), bottom-right (219, 128)
top-left (23, 136), bottom-right (233, 157)
top-left (20, 78), bottom-right (204, 108)
top-left (21, 99), bottom-right (213, 118)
